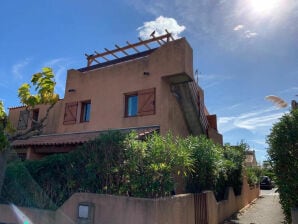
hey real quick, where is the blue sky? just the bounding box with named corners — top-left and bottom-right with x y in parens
top-left (1, 0), bottom-right (297, 163)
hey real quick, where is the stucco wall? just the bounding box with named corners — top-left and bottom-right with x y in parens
top-left (0, 194), bottom-right (196, 224)
top-left (58, 38), bottom-right (193, 135)
top-left (56, 193), bottom-right (195, 224)
top-left (8, 100), bottom-right (64, 135)
top-left (0, 204), bottom-right (55, 224)
top-left (205, 176), bottom-right (260, 224)
top-left (8, 38), bottom-right (194, 140)
top-left (0, 176), bottom-right (259, 224)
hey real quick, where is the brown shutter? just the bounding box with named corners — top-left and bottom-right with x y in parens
top-left (17, 110), bottom-right (29, 130)
top-left (138, 88), bottom-right (155, 116)
top-left (63, 102), bottom-right (78, 125)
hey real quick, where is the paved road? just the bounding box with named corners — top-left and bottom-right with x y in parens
top-left (224, 188), bottom-right (285, 224)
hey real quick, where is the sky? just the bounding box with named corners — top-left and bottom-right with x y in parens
top-left (1, 0), bottom-right (297, 163)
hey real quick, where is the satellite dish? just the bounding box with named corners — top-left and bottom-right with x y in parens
top-left (265, 95), bottom-right (288, 108)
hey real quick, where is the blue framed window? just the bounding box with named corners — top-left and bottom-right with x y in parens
top-left (81, 101), bottom-right (91, 122)
top-left (126, 95), bottom-right (138, 117)
top-left (125, 88), bottom-right (155, 117)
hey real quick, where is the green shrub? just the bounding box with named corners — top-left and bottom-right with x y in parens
top-left (267, 109), bottom-right (298, 223)
top-left (122, 132), bottom-right (194, 197)
top-left (245, 166), bottom-right (262, 186)
top-left (0, 131), bottom-right (126, 208)
top-left (185, 136), bottom-right (246, 200)
top-left (1, 131), bottom-right (247, 208)
top-left (186, 135), bottom-right (223, 194)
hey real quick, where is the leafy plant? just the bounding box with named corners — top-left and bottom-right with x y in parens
top-left (123, 132), bottom-right (193, 197)
top-left (1, 131), bottom-right (247, 208)
top-left (186, 137), bottom-right (246, 200)
top-left (267, 109), bottom-right (298, 223)
top-left (245, 166), bottom-right (262, 186)
top-left (18, 67), bottom-right (59, 107)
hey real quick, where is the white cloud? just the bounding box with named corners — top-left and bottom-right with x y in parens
top-left (43, 58), bottom-right (69, 98)
top-left (218, 107), bottom-right (284, 133)
top-left (244, 30), bottom-right (258, 38)
top-left (12, 58), bottom-right (31, 80)
top-left (198, 73), bottom-right (232, 89)
top-left (43, 58), bottom-right (67, 67)
top-left (137, 16), bottom-right (186, 39)
top-left (233, 24), bottom-right (244, 31)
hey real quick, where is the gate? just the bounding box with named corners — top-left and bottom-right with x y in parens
top-left (194, 193), bottom-right (208, 224)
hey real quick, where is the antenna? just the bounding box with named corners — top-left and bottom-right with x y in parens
top-left (195, 69), bottom-right (199, 84)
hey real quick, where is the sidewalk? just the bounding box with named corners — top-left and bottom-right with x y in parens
top-left (224, 188), bottom-right (285, 224)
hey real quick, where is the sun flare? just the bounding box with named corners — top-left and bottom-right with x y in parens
top-left (250, 0), bottom-right (281, 14)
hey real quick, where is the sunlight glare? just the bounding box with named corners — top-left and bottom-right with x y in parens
top-left (250, 0), bottom-right (281, 15)
top-left (10, 204), bottom-right (33, 224)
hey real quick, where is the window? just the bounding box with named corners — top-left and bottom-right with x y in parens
top-left (81, 101), bottom-right (91, 122)
top-left (18, 153), bottom-right (27, 161)
top-left (31, 109), bottom-right (39, 127)
top-left (125, 88), bottom-right (155, 117)
top-left (126, 94), bottom-right (138, 117)
top-left (17, 110), bottom-right (29, 130)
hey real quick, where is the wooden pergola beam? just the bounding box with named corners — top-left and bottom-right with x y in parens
top-left (105, 48), bottom-right (119, 59)
top-left (126, 41), bottom-right (140, 53)
top-left (86, 32), bottom-right (174, 66)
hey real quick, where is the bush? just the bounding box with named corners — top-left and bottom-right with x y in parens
top-left (267, 109), bottom-right (298, 223)
top-left (0, 131), bottom-right (126, 208)
top-left (123, 132), bottom-right (193, 197)
top-left (245, 166), bottom-right (262, 186)
top-left (1, 131), bottom-right (246, 208)
top-left (185, 136), bottom-right (245, 200)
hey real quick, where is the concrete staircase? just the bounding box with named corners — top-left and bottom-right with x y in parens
top-left (170, 81), bottom-right (208, 136)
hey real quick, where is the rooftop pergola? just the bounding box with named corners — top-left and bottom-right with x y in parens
top-left (85, 30), bottom-right (174, 67)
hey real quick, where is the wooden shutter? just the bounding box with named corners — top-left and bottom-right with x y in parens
top-left (63, 102), bottom-right (78, 125)
top-left (138, 88), bottom-right (155, 116)
top-left (17, 110), bottom-right (29, 130)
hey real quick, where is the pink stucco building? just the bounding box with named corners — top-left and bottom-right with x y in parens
top-left (8, 33), bottom-right (222, 160)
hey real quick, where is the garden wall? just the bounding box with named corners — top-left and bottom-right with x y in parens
top-left (0, 177), bottom-right (259, 224)
top-left (204, 176), bottom-right (260, 223)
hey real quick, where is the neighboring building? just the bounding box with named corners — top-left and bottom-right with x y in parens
top-left (292, 100), bottom-right (298, 110)
top-left (8, 33), bottom-right (222, 160)
top-left (244, 150), bottom-right (258, 167)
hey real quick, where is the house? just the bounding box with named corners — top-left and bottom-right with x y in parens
top-left (244, 150), bottom-right (258, 167)
top-left (8, 33), bottom-right (222, 160)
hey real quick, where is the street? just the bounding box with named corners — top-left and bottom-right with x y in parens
top-left (224, 188), bottom-right (285, 224)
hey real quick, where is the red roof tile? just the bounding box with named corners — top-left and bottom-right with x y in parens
top-left (12, 126), bottom-right (160, 147)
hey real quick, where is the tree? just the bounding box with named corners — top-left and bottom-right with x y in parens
top-left (267, 109), bottom-right (298, 223)
top-left (0, 67), bottom-right (58, 191)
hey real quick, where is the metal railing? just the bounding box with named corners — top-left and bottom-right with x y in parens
top-left (188, 81), bottom-right (209, 133)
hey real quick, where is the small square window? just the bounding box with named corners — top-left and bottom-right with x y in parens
top-left (78, 204), bottom-right (89, 219)
top-left (31, 109), bottom-right (39, 127)
top-left (81, 101), bottom-right (91, 122)
top-left (125, 94), bottom-right (138, 117)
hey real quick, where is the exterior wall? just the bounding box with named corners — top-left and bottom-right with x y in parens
top-left (8, 100), bottom-right (64, 135)
top-left (0, 176), bottom-right (259, 224)
top-left (207, 128), bottom-right (223, 145)
top-left (8, 38), bottom-right (193, 139)
top-left (0, 204), bottom-right (55, 224)
top-left (245, 150), bottom-right (258, 167)
top-left (0, 194), bottom-right (195, 224)
top-left (204, 176), bottom-right (260, 224)
top-left (58, 38), bottom-right (193, 135)
top-left (56, 193), bottom-right (195, 224)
